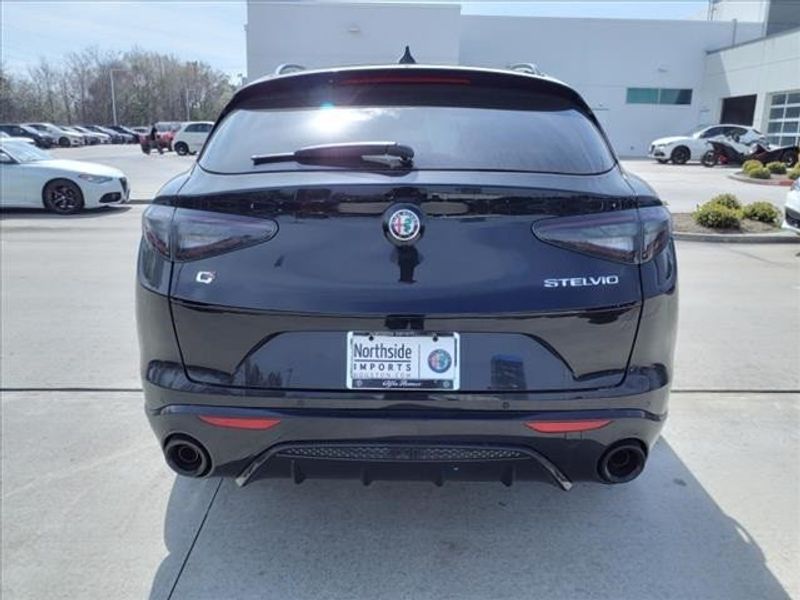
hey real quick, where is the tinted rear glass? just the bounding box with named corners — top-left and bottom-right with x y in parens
top-left (200, 83), bottom-right (615, 175)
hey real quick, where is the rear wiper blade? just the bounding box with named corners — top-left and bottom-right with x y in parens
top-left (252, 141), bottom-right (414, 168)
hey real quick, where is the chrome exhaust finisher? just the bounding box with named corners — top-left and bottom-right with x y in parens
top-left (235, 442), bottom-right (574, 491)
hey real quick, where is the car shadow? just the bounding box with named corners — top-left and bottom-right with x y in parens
top-left (148, 439), bottom-right (792, 600)
top-left (0, 206), bottom-right (133, 220)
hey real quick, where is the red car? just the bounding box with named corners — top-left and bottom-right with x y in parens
top-left (133, 125), bottom-right (177, 153)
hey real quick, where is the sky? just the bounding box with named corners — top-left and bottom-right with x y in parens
top-left (1, 1), bottom-right (714, 79)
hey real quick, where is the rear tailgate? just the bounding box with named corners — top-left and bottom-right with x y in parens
top-left (168, 173), bottom-right (643, 393)
top-left (164, 67), bottom-right (651, 394)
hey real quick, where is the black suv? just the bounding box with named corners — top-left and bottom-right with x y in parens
top-left (137, 65), bottom-right (677, 490)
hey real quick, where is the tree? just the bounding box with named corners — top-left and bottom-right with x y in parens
top-left (1, 47), bottom-right (235, 125)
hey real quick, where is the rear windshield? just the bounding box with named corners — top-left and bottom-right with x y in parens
top-left (200, 86), bottom-right (615, 175)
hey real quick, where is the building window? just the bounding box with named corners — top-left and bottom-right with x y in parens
top-left (626, 88), bottom-right (693, 105)
top-left (767, 90), bottom-right (800, 147)
top-left (627, 88), bottom-right (659, 104)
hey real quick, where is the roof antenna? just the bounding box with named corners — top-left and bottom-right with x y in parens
top-left (398, 46), bottom-right (416, 64)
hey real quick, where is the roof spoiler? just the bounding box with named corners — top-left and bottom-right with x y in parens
top-left (217, 65), bottom-right (595, 129)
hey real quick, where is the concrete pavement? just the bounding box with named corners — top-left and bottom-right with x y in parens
top-left (1, 391), bottom-right (797, 599)
top-left (673, 241), bottom-right (800, 390)
top-left (622, 160), bottom-right (790, 213)
top-left (1, 206), bottom-right (141, 388)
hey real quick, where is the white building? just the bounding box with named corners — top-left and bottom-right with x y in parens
top-left (709, 0), bottom-right (800, 35)
top-left (246, 1), bottom-right (800, 156)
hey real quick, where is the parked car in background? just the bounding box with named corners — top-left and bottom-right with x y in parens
top-left (58, 125), bottom-right (95, 145)
top-left (155, 122), bottom-right (181, 151)
top-left (172, 121), bottom-right (214, 155)
top-left (132, 125), bottom-right (174, 151)
top-left (649, 124), bottom-right (764, 164)
top-left (107, 125), bottom-right (139, 143)
top-left (0, 139), bottom-right (129, 214)
top-left (783, 177), bottom-right (800, 235)
top-left (71, 125), bottom-right (110, 145)
top-left (138, 65), bottom-right (677, 490)
top-left (158, 121), bottom-right (184, 133)
top-left (25, 123), bottom-right (83, 147)
top-left (85, 125), bottom-right (125, 144)
top-left (0, 124), bottom-right (55, 148)
top-left (0, 131), bottom-right (35, 144)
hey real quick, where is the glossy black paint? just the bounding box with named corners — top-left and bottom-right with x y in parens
top-left (137, 65), bottom-right (678, 488)
top-left (148, 396), bottom-right (665, 488)
top-left (138, 288), bottom-right (672, 413)
top-left (169, 302), bottom-right (640, 391)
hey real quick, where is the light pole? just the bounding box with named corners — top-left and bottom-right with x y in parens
top-left (109, 68), bottom-right (127, 125)
top-left (185, 88), bottom-right (193, 121)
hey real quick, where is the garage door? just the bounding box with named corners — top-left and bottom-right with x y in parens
top-left (767, 91), bottom-right (800, 147)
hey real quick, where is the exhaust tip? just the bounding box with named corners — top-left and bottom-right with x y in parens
top-left (164, 435), bottom-right (211, 478)
top-left (598, 441), bottom-right (647, 484)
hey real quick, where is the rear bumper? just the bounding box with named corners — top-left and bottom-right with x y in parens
top-left (144, 380), bottom-right (668, 489)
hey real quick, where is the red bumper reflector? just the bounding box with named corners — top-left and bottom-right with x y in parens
top-left (525, 419), bottom-right (612, 433)
top-left (198, 415), bottom-right (281, 430)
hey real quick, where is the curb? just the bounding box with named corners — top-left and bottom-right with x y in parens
top-left (674, 230), bottom-right (800, 243)
top-left (728, 172), bottom-right (794, 186)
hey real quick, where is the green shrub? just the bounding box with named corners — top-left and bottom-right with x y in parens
top-left (708, 193), bottom-right (741, 210)
top-left (741, 159), bottom-right (763, 174)
top-left (693, 202), bottom-right (741, 229)
top-left (748, 167), bottom-right (771, 179)
top-left (788, 168), bottom-right (800, 181)
top-left (742, 202), bottom-right (780, 224)
top-left (765, 161), bottom-right (787, 175)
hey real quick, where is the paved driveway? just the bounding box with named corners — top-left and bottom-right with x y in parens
top-left (622, 159), bottom-right (790, 213)
top-left (2, 391), bottom-right (797, 599)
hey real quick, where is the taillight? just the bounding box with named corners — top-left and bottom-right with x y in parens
top-left (142, 205), bottom-right (278, 261)
top-left (639, 206), bottom-right (672, 262)
top-left (142, 205), bottom-right (173, 258)
top-left (173, 209), bottom-right (278, 261)
top-left (531, 206), bottom-right (671, 264)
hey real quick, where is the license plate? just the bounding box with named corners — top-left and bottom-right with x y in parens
top-left (346, 332), bottom-right (460, 390)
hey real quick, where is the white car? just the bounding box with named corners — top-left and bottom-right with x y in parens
top-left (60, 125), bottom-right (100, 145)
top-left (72, 125), bottom-right (111, 144)
top-left (172, 121), bottom-right (214, 155)
top-left (0, 140), bottom-right (129, 214)
top-left (783, 177), bottom-right (800, 234)
top-left (649, 124), bottom-right (764, 164)
top-left (25, 123), bottom-right (84, 147)
top-left (0, 131), bottom-right (34, 144)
